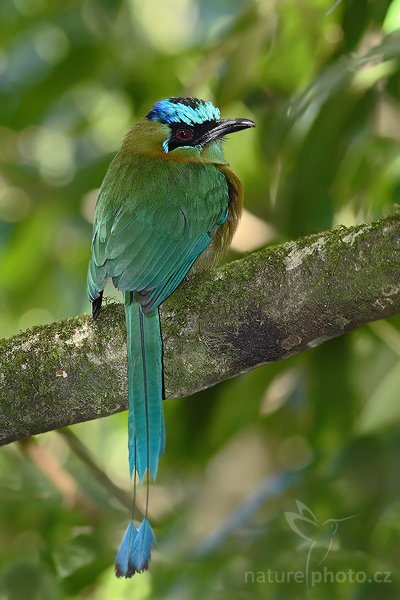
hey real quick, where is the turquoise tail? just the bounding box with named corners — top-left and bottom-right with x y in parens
top-left (115, 291), bottom-right (164, 577)
top-left (115, 518), bottom-right (156, 577)
top-left (125, 291), bottom-right (164, 480)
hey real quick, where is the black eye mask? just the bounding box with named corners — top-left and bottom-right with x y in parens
top-left (167, 120), bottom-right (217, 152)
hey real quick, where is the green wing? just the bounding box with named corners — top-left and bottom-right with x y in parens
top-left (87, 162), bottom-right (229, 313)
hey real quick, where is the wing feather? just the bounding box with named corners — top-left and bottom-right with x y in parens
top-left (87, 161), bottom-right (231, 310)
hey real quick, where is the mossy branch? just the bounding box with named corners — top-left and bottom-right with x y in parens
top-left (1, 214), bottom-right (399, 445)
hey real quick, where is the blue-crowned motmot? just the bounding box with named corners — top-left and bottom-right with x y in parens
top-left (87, 97), bottom-right (255, 577)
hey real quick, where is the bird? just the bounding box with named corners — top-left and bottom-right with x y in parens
top-left (87, 96), bottom-right (255, 577)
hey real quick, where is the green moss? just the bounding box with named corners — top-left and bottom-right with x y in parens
top-left (1, 213), bottom-right (399, 442)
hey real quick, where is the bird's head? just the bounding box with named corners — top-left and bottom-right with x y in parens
top-left (126, 97), bottom-right (255, 163)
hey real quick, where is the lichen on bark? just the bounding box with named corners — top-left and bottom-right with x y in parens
top-left (0, 213), bottom-right (399, 445)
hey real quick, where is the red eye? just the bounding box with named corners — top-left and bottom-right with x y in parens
top-left (176, 128), bottom-right (193, 141)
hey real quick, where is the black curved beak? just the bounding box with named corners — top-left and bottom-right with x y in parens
top-left (198, 118), bottom-right (255, 145)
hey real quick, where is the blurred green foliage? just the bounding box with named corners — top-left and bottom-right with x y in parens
top-left (1, 0), bottom-right (400, 598)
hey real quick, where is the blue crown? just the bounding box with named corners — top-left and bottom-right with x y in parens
top-left (147, 97), bottom-right (220, 126)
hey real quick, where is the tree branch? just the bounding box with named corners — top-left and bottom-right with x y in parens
top-left (1, 214), bottom-right (399, 445)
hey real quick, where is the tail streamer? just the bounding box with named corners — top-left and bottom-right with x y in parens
top-left (115, 292), bottom-right (164, 577)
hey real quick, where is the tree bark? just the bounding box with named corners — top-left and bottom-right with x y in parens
top-left (1, 214), bottom-right (399, 445)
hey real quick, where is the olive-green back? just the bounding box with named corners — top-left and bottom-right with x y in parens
top-left (87, 154), bottom-right (230, 312)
